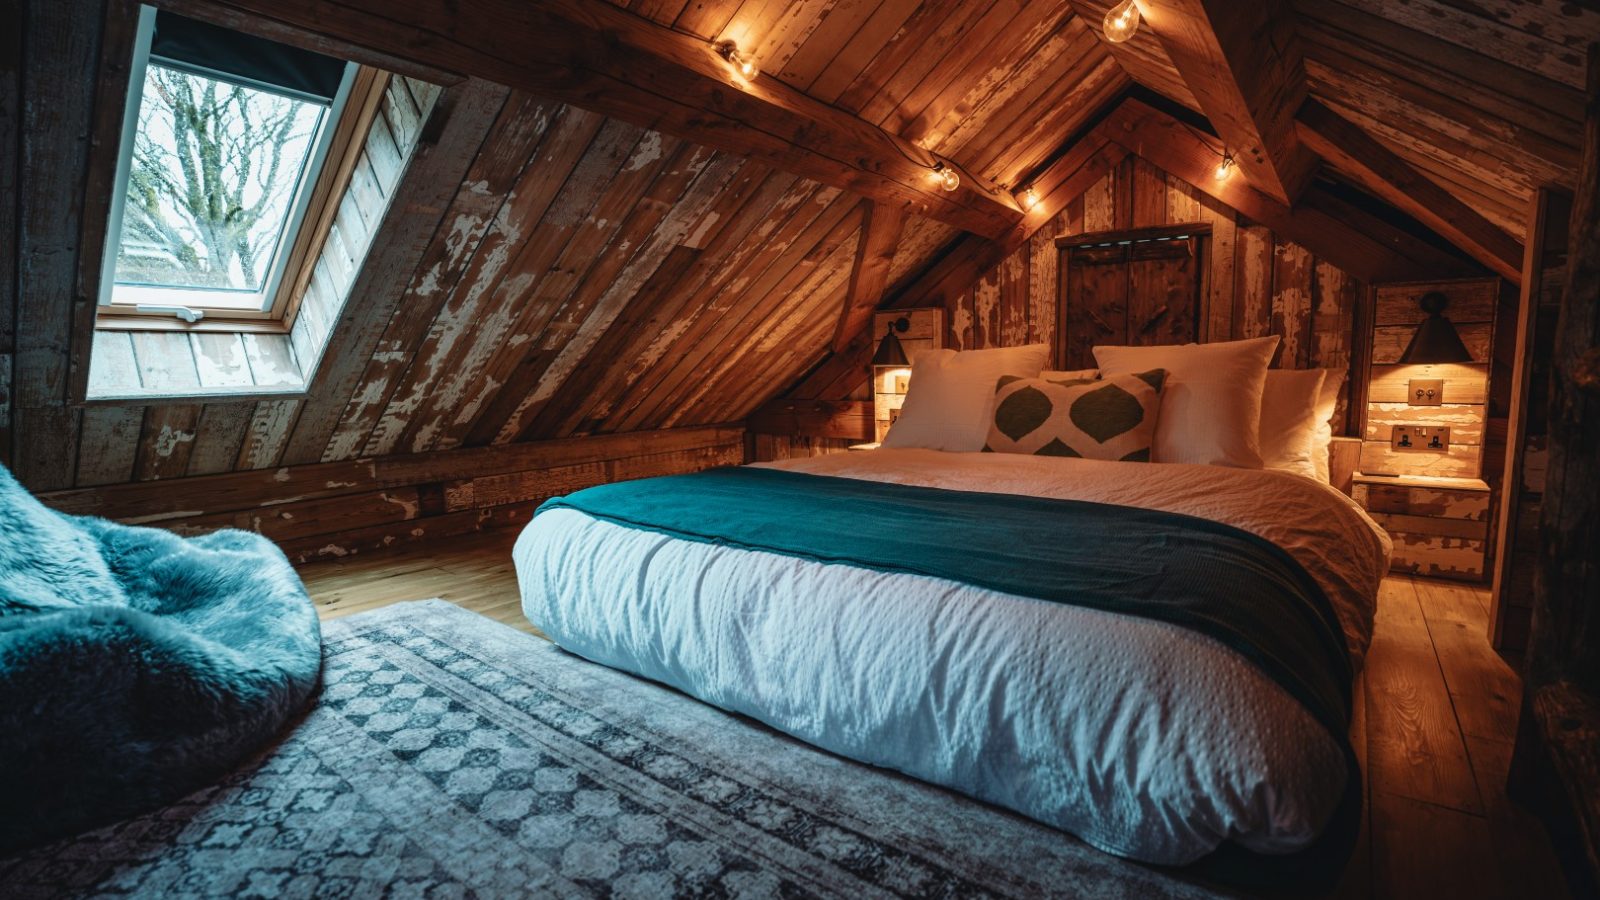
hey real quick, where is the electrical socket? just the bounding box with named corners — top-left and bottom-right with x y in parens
top-left (1392, 424), bottom-right (1452, 452)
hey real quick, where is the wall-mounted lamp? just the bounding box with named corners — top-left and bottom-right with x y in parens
top-left (872, 316), bottom-right (911, 367)
top-left (1399, 291), bottom-right (1473, 364)
top-left (716, 40), bottom-right (759, 79)
top-left (1214, 152), bottom-right (1235, 181)
top-left (1018, 186), bottom-right (1039, 211)
top-left (1103, 0), bottom-right (1141, 43)
top-left (931, 161), bottom-right (960, 192)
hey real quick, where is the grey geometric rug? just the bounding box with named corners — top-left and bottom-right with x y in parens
top-left (0, 600), bottom-right (1227, 899)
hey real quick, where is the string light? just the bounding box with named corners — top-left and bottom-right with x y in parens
top-left (1214, 152), bottom-right (1235, 181)
top-left (932, 162), bottom-right (960, 192)
top-left (1019, 186), bottom-right (1039, 211)
top-left (716, 40), bottom-right (760, 79)
top-left (1103, 0), bottom-right (1141, 43)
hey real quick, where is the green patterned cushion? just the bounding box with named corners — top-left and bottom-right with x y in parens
top-left (983, 369), bottom-right (1167, 461)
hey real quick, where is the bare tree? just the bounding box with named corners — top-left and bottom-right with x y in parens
top-left (118, 66), bottom-right (314, 290)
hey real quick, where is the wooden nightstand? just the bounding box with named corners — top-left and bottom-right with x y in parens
top-left (1351, 473), bottom-right (1491, 581)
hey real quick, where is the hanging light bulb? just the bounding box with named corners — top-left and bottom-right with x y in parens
top-left (1019, 186), bottom-right (1039, 211)
top-left (716, 40), bottom-right (760, 79)
top-left (1103, 0), bottom-right (1141, 43)
top-left (1214, 151), bottom-right (1235, 181)
top-left (932, 162), bottom-right (960, 192)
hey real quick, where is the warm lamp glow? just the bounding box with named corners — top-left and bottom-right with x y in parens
top-left (1214, 152), bottom-right (1235, 181)
top-left (1019, 186), bottom-right (1039, 210)
top-left (716, 40), bottom-right (760, 79)
top-left (932, 162), bottom-right (960, 192)
top-left (1103, 0), bottom-right (1141, 43)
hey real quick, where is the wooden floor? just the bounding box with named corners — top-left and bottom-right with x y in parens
top-left (297, 529), bottom-right (1570, 899)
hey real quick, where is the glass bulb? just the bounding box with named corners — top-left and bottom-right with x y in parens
top-left (1019, 186), bottom-right (1039, 210)
top-left (1103, 0), bottom-right (1141, 43)
top-left (1214, 154), bottom-right (1234, 181)
top-left (933, 163), bottom-right (960, 192)
top-left (718, 41), bottom-right (760, 80)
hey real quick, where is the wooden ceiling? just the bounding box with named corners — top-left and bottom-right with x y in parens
top-left (10, 0), bottom-right (1595, 493)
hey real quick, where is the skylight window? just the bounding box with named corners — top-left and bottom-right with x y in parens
top-left (100, 7), bottom-right (356, 324)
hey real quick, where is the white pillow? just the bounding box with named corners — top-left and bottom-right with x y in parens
top-left (1311, 369), bottom-right (1346, 483)
top-left (1040, 368), bottom-right (1099, 382)
top-left (883, 344), bottom-right (1050, 451)
top-left (1259, 368), bottom-right (1326, 480)
top-left (1093, 336), bottom-right (1279, 468)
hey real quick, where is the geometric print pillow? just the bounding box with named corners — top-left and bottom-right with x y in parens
top-left (982, 369), bottom-right (1168, 461)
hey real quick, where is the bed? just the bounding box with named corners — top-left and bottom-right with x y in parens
top-left (513, 447), bottom-right (1390, 879)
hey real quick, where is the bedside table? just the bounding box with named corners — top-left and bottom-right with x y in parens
top-left (1351, 473), bottom-right (1491, 581)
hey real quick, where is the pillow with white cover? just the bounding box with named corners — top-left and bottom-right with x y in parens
top-left (1312, 369), bottom-right (1347, 483)
top-left (1259, 368), bottom-right (1326, 480)
top-left (1093, 335), bottom-right (1280, 468)
top-left (882, 344), bottom-right (1051, 452)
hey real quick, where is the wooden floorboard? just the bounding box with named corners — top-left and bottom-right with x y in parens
top-left (294, 534), bottom-right (1568, 898)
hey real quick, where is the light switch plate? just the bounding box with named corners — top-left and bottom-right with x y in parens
top-left (1392, 424), bottom-right (1452, 452)
top-left (1408, 378), bottom-right (1444, 406)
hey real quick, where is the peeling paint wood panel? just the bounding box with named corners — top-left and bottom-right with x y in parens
top-left (1368, 364), bottom-right (1488, 404)
top-left (235, 399), bottom-right (303, 471)
top-left (277, 78), bottom-right (512, 467)
top-left (1372, 324), bottom-right (1493, 365)
top-left (1357, 483), bottom-right (1491, 521)
top-left (525, 168), bottom-right (808, 439)
top-left (320, 92), bottom-right (554, 462)
top-left (421, 134), bottom-right (715, 452)
top-left (131, 332), bottom-right (201, 392)
top-left (1232, 225), bottom-right (1275, 342)
top-left (1366, 404), bottom-right (1487, 445)
top-left (191, 333), bottom-right (254, 388)
top-left (387, 119), bottom-right (664, 454)
top-left (242, 335), bottom-right (301, 388)
top-left (134, 404), bottom-right (201, 481)
top-left (1389, 532), bottom-right (1488, 581)
top-left (1360, 442), bottom-right (1483, 479)
top-left (1271, 242), bottom-right (1314, 368)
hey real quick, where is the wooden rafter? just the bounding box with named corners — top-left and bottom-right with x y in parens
top-left (149, 0), bottom-right (1025, 239)
top-left (1296, 99), bottom-right (1524, 283)
top-left (833, 201), bottom-right (908, 353)
top-left (1143, 0), bottom-right (1318, 205)
top-left (777, 134), bottom-right (1130, 408)
top-left (1101, 98), bottom-right (1468, 283)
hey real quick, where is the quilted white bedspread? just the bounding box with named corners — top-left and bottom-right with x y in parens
top-left (513, 449), bottom-right (1391, 865)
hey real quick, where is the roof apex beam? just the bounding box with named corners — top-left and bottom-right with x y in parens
top-left (1296, 99), bottom-right (1524, 283)
top-left (150, 0), bottom-right (1024, 239)
top-left (1144, 0), bottom-right (1318, 205)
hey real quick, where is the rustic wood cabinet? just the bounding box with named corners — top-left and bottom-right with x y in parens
top-left (1353, 473), bottom-right (1491, 581)
top-left (1056, 225), bottom-right (1208, 369)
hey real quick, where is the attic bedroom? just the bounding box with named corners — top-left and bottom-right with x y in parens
top-left (1, 0), bottom-right (1597, 896)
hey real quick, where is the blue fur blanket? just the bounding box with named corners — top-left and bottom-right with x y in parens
top-left (0, 464), bottom-right (321, 853)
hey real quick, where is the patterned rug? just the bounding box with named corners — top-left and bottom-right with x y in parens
top-left (0, 600), bottom-right (1226, 899)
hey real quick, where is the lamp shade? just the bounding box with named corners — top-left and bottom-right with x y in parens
top-left (871, 324), bottom-right (910, 367)
top-left (1398, 291), bottom-right (1473, 364)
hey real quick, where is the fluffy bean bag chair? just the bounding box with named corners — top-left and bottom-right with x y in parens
top-left (0, 463), bottom-right (321, 853)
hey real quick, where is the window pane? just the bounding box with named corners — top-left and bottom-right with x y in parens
top-left (114, 64), bottom-right (323, 296)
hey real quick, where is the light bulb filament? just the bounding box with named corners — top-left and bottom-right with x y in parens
top-left (1019, 186), bottom-right (1039, 210)
top-left (932, 162), bottom-right (960, 192)
top-left (716, 40), bottom-right (760, 80)
top-left (1103, 0), bottom-right (1141, 43)
top-left (1214, 152), bottom-right (1235, 181)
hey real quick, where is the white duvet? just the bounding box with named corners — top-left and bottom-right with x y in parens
top-left (514, 449), bottom-right (1391, 865)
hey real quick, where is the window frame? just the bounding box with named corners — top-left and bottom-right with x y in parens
top-left (95, 6), bottom-right (374, 333)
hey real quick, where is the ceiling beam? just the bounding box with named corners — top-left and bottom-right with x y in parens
top-left (1101, 98), bottom-right (1472, 282)
top-left (1296, 99), bottom-right (1524, 283)
top-left (1143, 0), bottom-right (1318, 205)
top-left (150, 0), bottom-right (1024, 239)
top-left (833, 201), bottom-right (908, 353)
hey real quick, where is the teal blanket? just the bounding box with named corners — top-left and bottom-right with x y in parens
top-left (537, 465), bottom-right (1360, 884)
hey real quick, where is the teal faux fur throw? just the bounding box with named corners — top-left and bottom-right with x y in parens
top-left (0, 464), bottom-right (321, 853)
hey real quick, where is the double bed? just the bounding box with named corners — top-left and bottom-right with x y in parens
top-left (514, 447), bottom-right (1390, 879)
